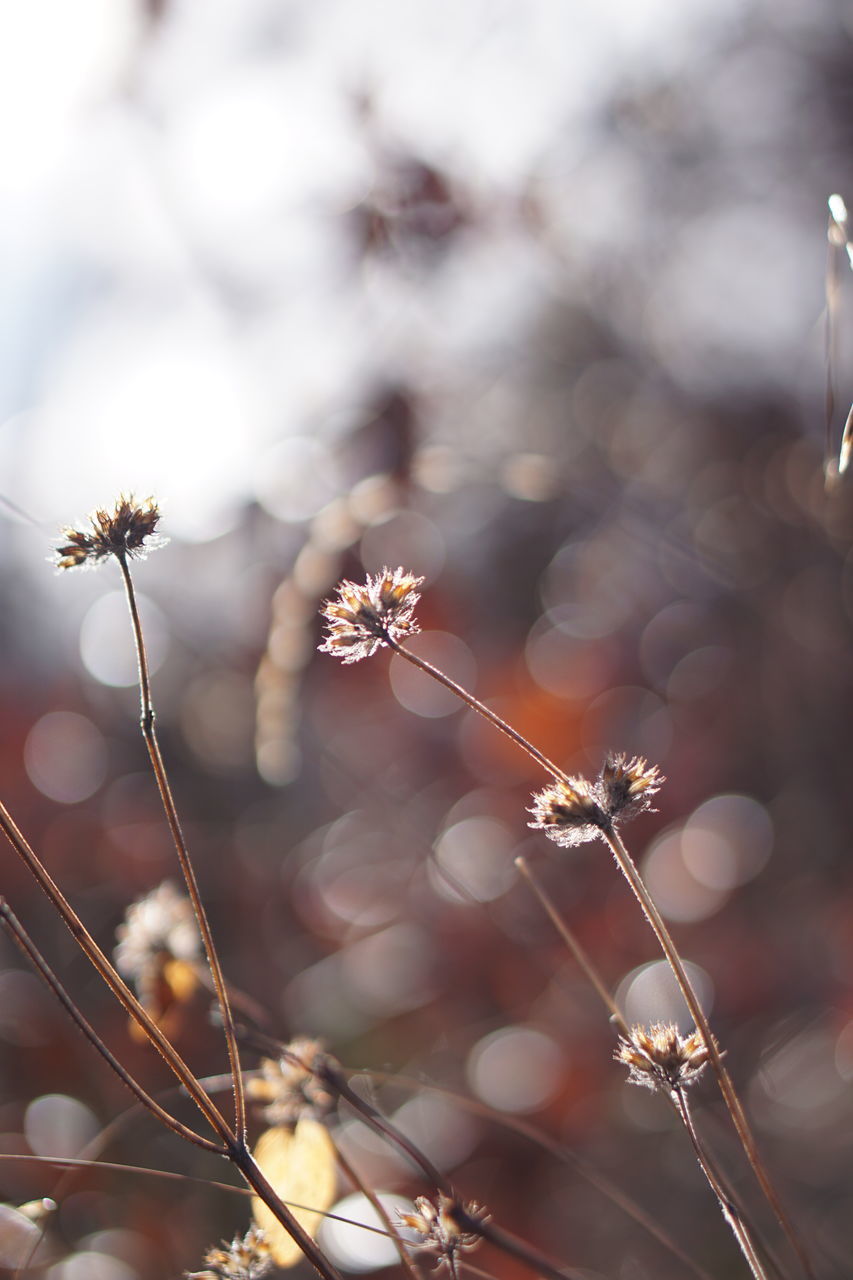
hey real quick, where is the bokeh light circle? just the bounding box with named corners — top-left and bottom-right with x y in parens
top-left (24, 710), bottom-right (107, 803)
top-left (79, 591), bottom-right (168, 687)
top-left (466, 1025), bottom-right (564, 1114)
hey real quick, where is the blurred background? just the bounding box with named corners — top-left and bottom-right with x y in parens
top-left (2, 1), bottom-right (853, 1277)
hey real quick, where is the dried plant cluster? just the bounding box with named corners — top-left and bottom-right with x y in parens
top-left (0, 499), bottom-right (819, 1280)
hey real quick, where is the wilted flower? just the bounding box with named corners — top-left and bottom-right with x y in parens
top-left (186, 1227), bottom-right (272, 1280)
top-left (247, 1037), bottom-right (336, 1127)
top-left (114, 881), bottom-right (201, 1017)
top-left (616, 1023), bottom-right (711, 1094)
top-left (398, 1194), bottom-right (487, 1272)
top-left (54, 495), bottom-right (164, 569)
top-left (529, 754), bottom-right (663, 848)
top-left (318, 566), bottom-right (423, 663)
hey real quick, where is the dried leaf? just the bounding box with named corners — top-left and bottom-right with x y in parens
top-left (251, 1119), bottom-right (337, 1268)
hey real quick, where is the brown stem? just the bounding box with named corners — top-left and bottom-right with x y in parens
top-left (0, 899), bottom-right (225, 1155)
top-left (230, 1146), bottom-right (344, 1280)
top-left (332, 1139), bottom-right (423, 1280)
top-left (382, 641), bottom-right (811, 1278)
top-left (315, 1057), bottom-right (452, 1195)
top-left (674, 1087), bottom-right (769, 1280)
top-left (451, 1205), bottom-right (588, 1280)
top-left (602, 825), bottom-right (812, 1280)
top-left (0, 800), bottom-right (232, 1143)
top-left (116, 553), bottom-right (247, 1142)
top-left (386, 638), bottom-right (569, 783)
top-left (514, 855), bottom-right (629, 1036)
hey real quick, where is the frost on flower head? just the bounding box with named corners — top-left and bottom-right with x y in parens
top-left (54, 495), bottom-right (165, 570)
top-left (318, 566), bottom-right (423, 663)
top-left (529, 753), bottom-right (663, 848)
top-left (615, 1023), bottom-right (710, 1094)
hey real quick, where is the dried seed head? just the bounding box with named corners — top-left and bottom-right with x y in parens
top-left (318, 566), bottom-right (423, 663)
top-left (398, 1194), bottom-right (487, 1270)
top-left (599, 753), bottom-right (664, 822)
top-left (114, 881), bottom-right (201, 1006)
top-left (529, 754), bottom-right (663, 848)
top-left (247, 1037), bottom-right (336, 1126)
top-left (615, 1023), bottom-right (711, 1093)
top-left (186, 1227), bottom-right (272, 1280)
top-left (54, 495), bottom-right (165, 570)
top-left (527, 777), bottom-right (606, 847)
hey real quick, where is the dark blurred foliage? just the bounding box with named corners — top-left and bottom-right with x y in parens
top-left (4, 5), bottom-right (853, 1280)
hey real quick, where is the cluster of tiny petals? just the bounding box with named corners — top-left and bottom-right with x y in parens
top-left (318, 566), bottom-right (423, 663)
top-left (616, 1023), bottom-right (711, 1093)
top-left (114, 881), bottom-right (201, 995)
top-left (246, 1037), bottom-right (336, 1126)
top-left (398, 1194), bottom-right (487, 1267)
top-left (528, 754), bottom-right (664, 848)
top-left (186, 1227), bottom-right (272, 1280)
top-left (54, 495), bottom-right (165, 570)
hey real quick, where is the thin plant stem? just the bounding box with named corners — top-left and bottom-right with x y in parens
top-left (228, 1147), bottom-right (344, 1280)
top-left (0, 799), bottom-right (231, 1142)
top-left (285, 1043), bottom-right (714, 1280)
top-left (315, 1056), bottom-right (451, 1195)
top-left (115, 552), bottom-right (247, 1143)
top-left (451, 1207), bottom-right (588, 1280)
top-left (385, 637), bottom-right (570, 782)
top-left (0, 1151), bottom-right (253, 1196)
top-left (0, 804), bottom-right (345, 1280)
top-left (514, 857), bottom-right (785, 1279)
top-left (601, 824), bottom-right (811, 1279)
top-left (513, 855), bottom-right (629, 1036)
top-left (332, 1139), bottom-right (423, 1280)
top-left (0, 899), bottom-right (225, 1155)
top-left (378, 1070), bottom-right (717, 1280)
top-left (673, 1087), bottom-right (769, 1280)
top-left (385, 639), bottom-right (812, 1280)
top-left (826, 201), bottom-right (842, 467)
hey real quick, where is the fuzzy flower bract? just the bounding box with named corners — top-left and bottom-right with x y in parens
top-left (318, 566), bottom-right (423, 662)
top-left (54, 495), bottom-right (165, 570)
top-left (529, 754), bottom-right (663, 848)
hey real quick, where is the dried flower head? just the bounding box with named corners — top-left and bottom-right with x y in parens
top-left (398, 1194), bottom-right (487, 1272)
top-left (615, 1023), bottom-right (711, 1094)
top-left (318, 566), bottom-right (423, 662)
top-left (114, 881), bottom-right (201, 1006)
top-left (529, 753), bottom-right (663, 848)
top-left (247, 1037), bottom-right (336, 1127)
top-left (54, 495), bottom-right (165, 569)
top-left (187, 1227), bottom-right (272, 1280)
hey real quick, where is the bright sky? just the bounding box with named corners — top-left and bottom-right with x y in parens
top-left (0, 0), bottom-right (825, 550)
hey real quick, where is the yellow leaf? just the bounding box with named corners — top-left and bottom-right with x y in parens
top-left (163, 958), bottom-right (200, 1002)
top-left (251, 1120), bottom-right (337, 1268)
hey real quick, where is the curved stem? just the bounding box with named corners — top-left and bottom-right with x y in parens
top-left (514, 855), bottom-right (629, 1036)
top-left (230, 1145), bottom-right (344, 1280)
top-left (382, 640), bottom-right (811, 1278)
top-left (0, 800), bottom-right (232, 1143)
top-left (386, 638), bottom-right (570, 783)
top-left (674, 1088), bottom-right (769, 1280)
top-left (602, 825), bottom-right (812, 1280)
top-left (0, 900), bottom-right (225, 1155)
top-left (116, 554), bottom-right (247, 1142)
top-left (332, 1139), bottom-right (422, 1280)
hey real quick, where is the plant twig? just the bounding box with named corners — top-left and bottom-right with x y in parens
top-left (0, 800), bottom-right (230, 1142)
top-left (601, 824), bottom-right (811, 1280)
top-left (115, 551), bottom-right (247, 1143)
top-left (0, 899), bottom-right (225, 1154)
top-left (673, 1087), bottom-right (769, 1280)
